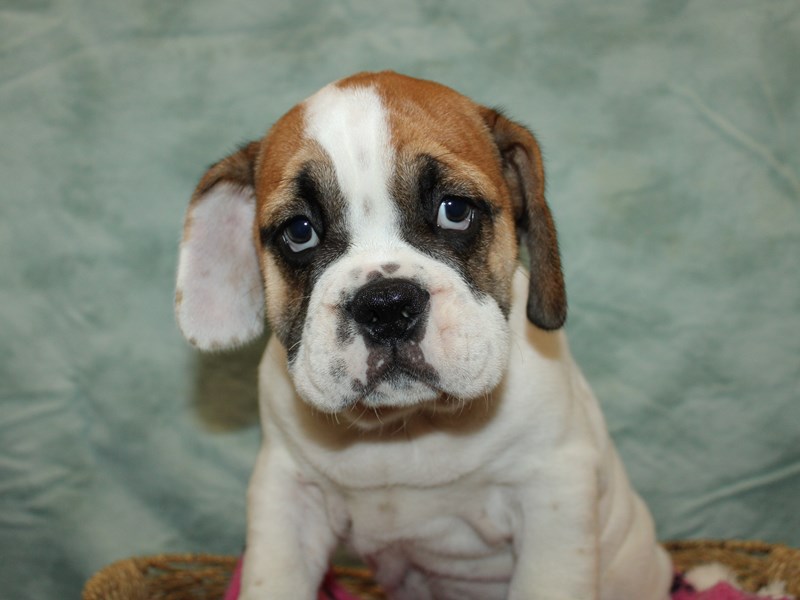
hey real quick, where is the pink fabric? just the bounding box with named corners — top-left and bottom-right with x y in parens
top-left (318, 572), bottom-right (364, 600)
top-left (222, 557), bottom-right (362, 600)
top-left (673, 581), bottom-right (791, 600)
top-left (222, 557), bottom-right (242, 600)
top-left (222, 562), bottom-right (791, 600)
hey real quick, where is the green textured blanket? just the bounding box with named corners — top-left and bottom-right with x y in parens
top-left (1, 2), bottom-right (798, 598)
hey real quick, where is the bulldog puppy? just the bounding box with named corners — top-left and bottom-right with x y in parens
top-left (175, 71), bottom-right (672, 600)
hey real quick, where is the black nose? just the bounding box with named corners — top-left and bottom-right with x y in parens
top-left (349, 278), bottom-right (430, 344)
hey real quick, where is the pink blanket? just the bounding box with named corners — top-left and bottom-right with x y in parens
top-left (223, 558), bottom-right (363, 600)
top-left (671, 572), bottom-right (792, 600)
top-left (224, 560), bottom-right (791, 600)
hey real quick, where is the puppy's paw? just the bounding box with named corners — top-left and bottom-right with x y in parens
top-left (684, 562), bottom-right (740, 591)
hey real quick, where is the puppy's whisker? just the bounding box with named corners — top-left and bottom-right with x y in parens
top-left (286, 338), bottom-right (303, 355)
top-left (286, 293), bottom-right (314, 312)
top-left (346, 403), bottom-right (371, 430)
top-left (507, 330), bottom-right (527, 363)
top-left (458, 397), bottom-right (468, 417)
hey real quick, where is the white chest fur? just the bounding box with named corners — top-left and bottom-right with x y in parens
top-left (344, 481), bottom-right (515, 593)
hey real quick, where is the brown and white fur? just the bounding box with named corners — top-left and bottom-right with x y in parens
top-left (175, 71), bottom-right (672, 600)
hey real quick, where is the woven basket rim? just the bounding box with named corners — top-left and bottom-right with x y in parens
top-left (664, 539), bottom-right (785, 553)
top-left (83, 539), bottom-right (800, 600)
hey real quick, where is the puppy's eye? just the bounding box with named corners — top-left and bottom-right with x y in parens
top-left (437, 196), bottom-right (474, 231)
top-left (282, 217), bottom-right (320, 252)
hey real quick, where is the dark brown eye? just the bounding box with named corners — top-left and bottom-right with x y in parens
top-left (282, 217), bottom-right (319, 252)
top-left (437, 197), bottom-right (473, 230)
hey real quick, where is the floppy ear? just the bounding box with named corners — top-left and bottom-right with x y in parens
top-left (481, 109), bottom-right (567, 330)
top-left (175, 141), bottom-right (265, 351)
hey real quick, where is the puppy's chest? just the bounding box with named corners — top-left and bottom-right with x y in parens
top-left (339, 483), bottom-right (515, 585)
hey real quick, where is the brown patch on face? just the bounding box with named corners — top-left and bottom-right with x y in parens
top-left (263, 254), bottom-right (290, 339)
top-left (258, 161), bottom-right (350, 357)
top-left (252, 104), bottom-right (307, 207)
top-left (382, 263), bottom-right (400, 274)
top-left (254, 111), bottom-right (330, 226)
top-left (249, 105), bottom-right (354, 357)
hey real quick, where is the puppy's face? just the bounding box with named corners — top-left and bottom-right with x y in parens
top-left (176, 72), bottom-right (566, 428)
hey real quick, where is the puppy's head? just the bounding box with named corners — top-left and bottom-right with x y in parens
top-left (175, 72), bottom-right (565, 428)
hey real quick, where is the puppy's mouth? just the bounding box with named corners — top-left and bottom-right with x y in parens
top-left (353, 343), bottom-right (439, 395)
top-left (337, 345), bottom-right (444, 427)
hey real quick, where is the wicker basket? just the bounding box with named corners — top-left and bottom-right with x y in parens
top-left (666, 540), bottom-right (800, 595)
top-left (83, 540), bottom-right (800, 600)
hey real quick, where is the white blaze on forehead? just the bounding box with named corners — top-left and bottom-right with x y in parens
top-left (304, 84), bottom-right (400, 248)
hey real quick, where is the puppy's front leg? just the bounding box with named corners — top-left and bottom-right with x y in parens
top-left (509, 458), bottom-right (599, 600)
top-left (240, 443), bottom-right (338, 600)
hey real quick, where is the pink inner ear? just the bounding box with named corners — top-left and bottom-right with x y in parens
top-left (175, 182), bottom-right (264, 351)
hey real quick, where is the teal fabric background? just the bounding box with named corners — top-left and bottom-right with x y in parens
top-left (1, 1), bottom-right (798, 598)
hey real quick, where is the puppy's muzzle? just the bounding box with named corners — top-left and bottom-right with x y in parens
top-left (349, 278), bottom-right (430, 345)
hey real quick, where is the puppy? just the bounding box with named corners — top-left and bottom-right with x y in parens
top-left (175, 71), bottom-right (672, 600)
